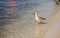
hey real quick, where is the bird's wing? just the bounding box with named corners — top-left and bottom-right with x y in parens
top-left (39, 17), bottom-right (46, 20)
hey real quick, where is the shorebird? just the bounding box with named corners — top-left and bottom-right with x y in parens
top-left (35, 11), bottom-right (46, 23)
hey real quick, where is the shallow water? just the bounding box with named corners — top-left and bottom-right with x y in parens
top-left (0, 0), bottom-right (60, 38)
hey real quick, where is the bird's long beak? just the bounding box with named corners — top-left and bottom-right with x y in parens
top-left (32, 13), bottom-right (35, 15)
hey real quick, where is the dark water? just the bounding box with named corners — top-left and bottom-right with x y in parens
top-left (0, 0), bottom-right (39, 29)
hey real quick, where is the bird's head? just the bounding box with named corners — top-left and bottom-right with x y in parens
top-left (35, 11), bottom-right (38, 16)
top-left (35, 11), bottom-right (38, 14)
top-left (32, 11), bottom-right (38, 15)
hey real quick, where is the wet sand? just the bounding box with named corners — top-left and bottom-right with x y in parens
top-left (0, 0), bottom-right (60, 38)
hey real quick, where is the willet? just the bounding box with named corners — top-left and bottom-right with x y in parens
top-left (35, 11), bottom-right (46, 24)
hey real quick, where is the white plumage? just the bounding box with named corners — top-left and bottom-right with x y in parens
top-left (35, 11), bottom-right (46, 23)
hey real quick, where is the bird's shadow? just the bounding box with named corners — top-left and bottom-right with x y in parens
top-left (38, 22), bottom-right (47, 24)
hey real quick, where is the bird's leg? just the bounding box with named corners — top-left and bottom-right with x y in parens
top-left (40, 22), bottom-right (43, 24)
top-left (37, 22), bottom-right (41, 24)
